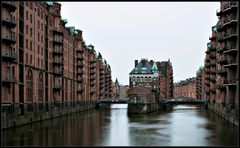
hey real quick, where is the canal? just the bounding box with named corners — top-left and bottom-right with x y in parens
top-left (1, 104), bottom-right (239, 146)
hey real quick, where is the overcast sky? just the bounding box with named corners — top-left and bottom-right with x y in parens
top-left (60, 2), bottom-right (220, 85)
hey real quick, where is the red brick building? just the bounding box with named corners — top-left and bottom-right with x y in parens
top-left (196, 66), bottom-right (206, 100)
top-left (1, 2), bottom-right (112, 116)
top-left (128, 59), bottom-right (160, 103)
top-left (203, 1), bottom-right (239, 125)
top-left (156, 60), bottom-right (174, 100)
top-left (174, 77), bottom-right (197, 99)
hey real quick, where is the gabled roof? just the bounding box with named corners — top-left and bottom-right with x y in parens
top-left (130, 59), bottom-right (153, 74)
top-left (152, 62), bottom-right (158, 71)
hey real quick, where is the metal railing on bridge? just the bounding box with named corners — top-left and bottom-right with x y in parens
top-left (95, 98), bottom-right (129, 104)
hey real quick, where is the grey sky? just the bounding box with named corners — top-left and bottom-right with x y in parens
top-left (60, 2), bottom-right (220, 85)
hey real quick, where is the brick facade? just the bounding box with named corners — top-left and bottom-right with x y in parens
top-left (1, 2), bottom-right (112, 115)
top-left (174, 77), bottom-right (197, 99)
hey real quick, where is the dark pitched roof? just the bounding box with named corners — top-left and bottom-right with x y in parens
top-left (130, 59), bottom-right (153, 74)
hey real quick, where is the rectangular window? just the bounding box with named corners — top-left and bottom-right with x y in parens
top-left (30, 14), bottom-right (32, 23)
top-left (38, 45), bottom-right (40, 54)
top-left (38, 58), bottom-right (39, 67)
top-left (41, 35), bottom-right (43, 43)
top-left (26, 25), bottom-right (28, 34)
top-left (41, 47), bottom-right (43, 55)
top-left (30, 55), bottom-right (32, 64)
top-left (38, 33), bottom-right (40, 41)
top-left (30, 28), bottom-right (32, 37)
top-left (41, 11), bottom-right (43, 19)
top-left (30, 41), bottom-right (32, 50)
top-left (26, 11), bottom-right (28, 20)
top-left (26, 39), bottom-right (28, 49)
top-left (26, 53), bottom-right (28, 64)
top-left (38, 20), bottom-right (40, 29)
top-left (30, 2), bottom-right (33, 10)
top-left (41, 23), bottom-right (43, 31)
top-left (37, 8), bottom-right (40, 17)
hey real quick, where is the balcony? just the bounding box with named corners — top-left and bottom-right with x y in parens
top-left (217, 57), bottom-right (227, 64)
top-left (53, 84), bottom-right (63, 90)
top-left (90, 59), bottom-right (97, 63)
top-left (52, 49), bottom-right (63, 55)
top-left (2, 32), bottom-right (16, 44)
top-left (52, 27), bottom-right (63, 34)
top-left (90, 70), bottom-right (95, 74)
top-left (53, 59), bottom-right (63, 66)
top-left (77, 54), bottom-right (83, 60)
top-left (223, 16), bottom-right (238, 28)
top-left (53, 38), bottom-right (63, 45)
top-left (77, 89), bottom-right (83, 93)
top-left (90, 76), bottom-right (96, 80)
top-left (216, 21), bottom-right (223, 31)
top-left (90, 64), bottom-right (96, 69)
top-left (90, 82), bottom-right (95, 86)
top-left (209, 60), bottom-right (216, 66)
top-left (217, 47), bottom-right (228, 53)
top-left (77, 69), bottom-right (84, 75)
top-left (2, 75), bottom-right (16, 84)
top-left (76, 49), bottom-right (84, 53)
top-left (224, 59), bottom-right (238, 67)
top-left (210, 77), bottom-right (216, 82)
top-left (216, 34), bottom-right (225, 42)
top-left (223, 44), bottom-right (237, 54)
top-left (53, 69), bottom-right (63, 75)
top-left (223, 1), bottom-right (238, 13)
top-left (2, 50), bottom-right (16, 61)
top-left (2, 1), bottom-right (17, 12)
top-left (209, 53), bottom-right (216, 58)
top-left (77, 77), bottom-right (83, 82)
top-left (217, 68), bottom-right (227, 75)
top-left (2, 15), bottom-right (16, 28)
top-left (216, 84), bottom-right (225, 90)
top-left (224, 79), bottom-right (237, 86)
top-left (223, 30), bottom-right (238, 41)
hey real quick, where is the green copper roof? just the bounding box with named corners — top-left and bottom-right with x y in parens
top-left (46, 2), bottom-right (53, 6)
top-left (207, 43), bottom-right (211, 48)
top-left (62, 19), bottom-right (68, 23)
top-left (213, 26), bottom-right (217, 32)
top-left (74, 31), bottom-right (78, 35)
top-left (142, 67), bottom-right (147, 70)
top-left (196, 66), bottom-right (204, 74)
top-left (66, 26), bottom-right (75, 35)
top-left (151, 62), bottom-right (158, 71)
top-left (95, 52), bottom-right (98, 58)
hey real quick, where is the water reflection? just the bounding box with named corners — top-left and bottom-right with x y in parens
top-left (105, 104), bottom-right (129, 146)
top-left (2, 104), bottom-right (239, 146)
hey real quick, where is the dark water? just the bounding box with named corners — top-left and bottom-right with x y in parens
top-left (1, 104), bottom-right (239, 146)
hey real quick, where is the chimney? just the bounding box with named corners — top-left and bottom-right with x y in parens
top-left (135, 60), bottom-right (138, 67)
top-left (150, 60), bottom-right (153, 65)
top-left (142, 59), bottom-right (146, 67)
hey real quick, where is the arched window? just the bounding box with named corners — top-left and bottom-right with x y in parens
top-left (38, 72), bottom-right (44, 101)
top-left (26, 69), bottom-right (33, 102)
